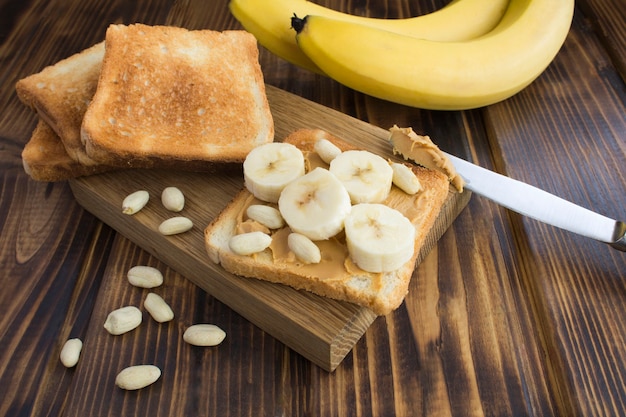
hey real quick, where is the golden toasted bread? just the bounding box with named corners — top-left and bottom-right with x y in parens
top-left (205, 129), bottom-right (450, 315)
top-left (16, 42), bottom-right (105, 166)
top-left (22, 120), bottom-right (113, 182)
top-left (81, 24), bottom-right (274, 169)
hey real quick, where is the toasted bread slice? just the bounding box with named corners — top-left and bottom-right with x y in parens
top-left (16, 42), bottom-right (105, 166)
top-left (81, 24), bottom-right (274, 169)
top-left (204, 129), bottom-right (450, 315)
top-left (22, 120), bottom-right (113, 182)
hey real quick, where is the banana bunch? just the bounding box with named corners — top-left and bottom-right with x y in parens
top-left (230, 0), bottom-right (574, 110)
top-left (239, 141), bottom-right (421, 273)
top-left (229, 0), bottom-right (509, 74)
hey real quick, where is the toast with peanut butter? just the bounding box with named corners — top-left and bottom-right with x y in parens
top-left (81, 24), bottom-right (274, 169)
top-left (16, 42), bottom-right (105, 167)
top-left (204, 129), bottom-right (450, 315)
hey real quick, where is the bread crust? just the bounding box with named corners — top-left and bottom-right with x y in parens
top-left (22, 120), bottom-right (114, 181)
top-left (205, 129), bottom-right (449, 315)
top-left (15, 42), bottom-right (105, 166)
top-left (81, 24), bottom-right (274, 169)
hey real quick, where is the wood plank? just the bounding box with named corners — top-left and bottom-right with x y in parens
top-left (483, 9), bottom-right (626, 416)
top-left (577, 0), bottom-right (626, 81)
top-left (69, 85), bottom-right (470, 371)
top-left (0, 173), bottom-right (115, 417)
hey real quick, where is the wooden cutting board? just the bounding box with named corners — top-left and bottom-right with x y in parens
top-left (69, 85), bottom-right (471, 371)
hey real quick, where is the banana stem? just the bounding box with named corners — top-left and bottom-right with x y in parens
top-left (291, 14), bottom-right (307, 34)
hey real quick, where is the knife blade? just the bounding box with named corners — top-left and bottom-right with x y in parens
top-left (445, 153), bottom-right (626, 251)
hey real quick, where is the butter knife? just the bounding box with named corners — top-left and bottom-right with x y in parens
top-left (445, 154), bottom-right (626, 251)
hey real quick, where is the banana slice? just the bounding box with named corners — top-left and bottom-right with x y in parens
top-left (243, 142), bottom-right (306, 203)
top-left (278, 167), bottom-right (352, 240)
top-left (344, 203), bottom-right (415, 273)
top-left (329, 150), bottom-right (393, 204)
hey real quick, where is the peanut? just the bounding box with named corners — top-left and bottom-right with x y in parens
top-left (127, 265), bottom-right (163, 288)
top-left (228, 231), bottom-right (272, 256)
top-left (246, 204), bottom-right (284, 229)
top-left (390, 162), bottom-right (421, 195)
top-left (115, 365), bottom-right (161, 390)
top-left (183, 324), bottom-right (226, 347)
top-left (158, 216), bottom-right (193, 235)
top-left (122, 190), bottom-right (149, 214)
top-left (59, 338), bottom-right (83, 368)
top-left (103, 306), bottom-right (142, 335)
top-left (144, 292), bottom-right (174, 323)
top-left (161, 186), bottom-right (185, 212)
top-left (314, 138), bottom-right (342, 164)
top-left (288, 232), bottom-right (321, 264)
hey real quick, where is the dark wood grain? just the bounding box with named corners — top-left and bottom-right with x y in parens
top-left (1, 0), bottom-right (625, 416)
top-left (483, 8), bottom-right (626, 416)
top-left (577, 0), bottom-right (626, 82)
top-left (0, 173), bottom-right (115, 417)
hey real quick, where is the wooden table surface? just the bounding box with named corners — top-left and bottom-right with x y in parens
top-left (1, 0), bottom-right (624, 416)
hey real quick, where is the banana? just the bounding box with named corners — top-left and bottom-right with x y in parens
top-left (240, 142), bottom-right (422, 272)
top-left (344, 203), bottom-right (415, 273)
top-left (229, 0), bottom-right (510, 73)
top-left (329, 150), bottom-right (393, 204)
top-left (292, 0), bottom-right (574, 110)
top-left (243, 142), bottom-right (306, 203)
top-left (278, 167), bottom-right (352, 241)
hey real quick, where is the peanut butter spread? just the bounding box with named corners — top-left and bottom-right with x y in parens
top-left (233, 149), bottom-right (437, 290)
top-left (389, 125), bottom-right (464, 192)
